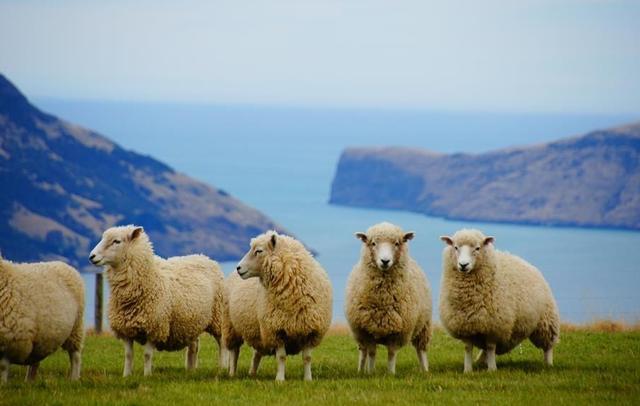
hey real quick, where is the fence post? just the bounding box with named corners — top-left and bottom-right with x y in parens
top-left (95, 272), bottom-right (103, 334)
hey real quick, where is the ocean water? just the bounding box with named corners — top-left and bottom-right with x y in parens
top-left (36, 99), bottom-right (640, 325)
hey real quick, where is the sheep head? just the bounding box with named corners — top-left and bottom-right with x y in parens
top-left (236, 230), bottom-right (278, 280)
top-left (355, 222), bottom-right (414, 271)
top-left (440, 229), bottom-right (494, 273)
top-left (89, 225), bottom-right (146, 267)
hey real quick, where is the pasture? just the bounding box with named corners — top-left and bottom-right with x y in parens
top-left (2, 326), bottom-right (639, 405)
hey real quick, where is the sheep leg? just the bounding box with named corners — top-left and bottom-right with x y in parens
top-left (475, 349), bottom-right (488, 367)
top-left (366, 345), bottom-right (377, 374)
top-left (123, 339), bottom-right (134, 377)
top-left (486, 343), bottom-right (497, 371)
top-left (302, 348), bottom-right (312, 381)
top-left (463, 340), bottom-right (474, 373)
top-left (186, 338), bottom-right (199, 370)
top-left (387, 346), bottom-right (398, 375)
top-left (275, 346), bottom-right (286, 382)
top-left (194, 338), bottom-right (200, 369)
top-left (220, 346), bottom-right (229, 370)
top-left (25, 363), bottom-right (39, 382)
top-left (69, 350), bottom-right (81, 380)
top-left (228, 347), bottom-right (239, 377)
top-left (0, 357), bottom-right (9, 383)
top-left (143, 342), bottom-right (155, 377)
top-left (544, 348), bottom-right (554, 366)
top-left (215, 337), bottom-right (225, 368)
top-left (249, 350), bottom-right (262, 376)
top-left (415, 347), bottom-right (429, 372)
top-left (357, 346), bottom-right (367, 373)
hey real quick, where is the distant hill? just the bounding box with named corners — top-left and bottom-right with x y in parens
top-left (0, 74), bottom-right (286, 267)
top-left (330, 123), bottom-right (640, 230)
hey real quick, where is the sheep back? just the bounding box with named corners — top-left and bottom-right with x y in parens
top-left (0, 261), bottom-right (84, 365)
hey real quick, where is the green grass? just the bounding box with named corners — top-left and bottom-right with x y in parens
top-left (1, 330), bottom-right (639, 405)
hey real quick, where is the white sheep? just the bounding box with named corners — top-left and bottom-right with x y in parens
top-left (345, 222), bottom-right (432, 374)
top-left (0, 254), bottom-right (84, 383)
top-left (221, 271), bottom-right (269, 377)
top-left (439, 229), bottom-right (560, 372)
top-left (89, 225), bottom-right (224, 377)
top-left (230, 230), bottom-right (332, 381)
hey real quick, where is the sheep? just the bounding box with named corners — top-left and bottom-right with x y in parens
top-left (345, 222), bottom-right (432, 375)
top-left (221, 271), bottom-right (269, 378)
top-left (0, 254), bottom-right (84, 383)
top-left (89, 225), bottom-right (224, 377)
top-left (439, 229), bottom-right (560, 373)
top-left (232, 230), bottom-right (332, 381)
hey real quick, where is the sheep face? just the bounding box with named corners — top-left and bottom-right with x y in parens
top-left (355, 224), bottom-right (414, 271)
top-left (440, 230), bottom-right (494, 273)
top-left (236, 231), bottom-right (277, 280)
top-left (89, 226), bottom-right (144, 267)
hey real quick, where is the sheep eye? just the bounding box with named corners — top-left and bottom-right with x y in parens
top-left (371, 242), bottom-right (376, 247)
top-left (454, 246), bottom-right (458, 251)
top-left (112, 240), bottom-right (121, 245)
top-left (255, 249), bottom-right (263, 255)
top-left (395, 242), bottom-right (400, 247)
top-left (475, 247), bottom-right (480, 252)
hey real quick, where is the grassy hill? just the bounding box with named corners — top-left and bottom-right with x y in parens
top-left (2, 327), bottom-right (639, 405)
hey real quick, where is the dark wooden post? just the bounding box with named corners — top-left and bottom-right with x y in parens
top-left (95, 272), bottom-right (103, 334)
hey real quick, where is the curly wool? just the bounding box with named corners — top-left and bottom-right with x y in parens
top-left (0, 258), bottom-right (84, 368)
top-left (345, 222), bottom-right (432, 351)
top-left (105, 226), bottom-right (224, 352)
top-left (225, 232), bottom-right (333, 357)
top-left (256, 233), bottom-right (333, 354)
top-left (439, 229), bottom-right (560, 355)
top-left (222, 272), bottom-right (271, 355)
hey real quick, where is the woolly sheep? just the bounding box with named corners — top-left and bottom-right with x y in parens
top-left (345, 222), bottom-right (432, 375)
top-left (0, 254), bottom-right (84, 383)
top-left (221, 271), bottom-right (269, 377)
top-left (232, 230), bottom-right (333, 381)
top-left (439, 229), bottom-right (560, 372)
top-left (89, 225), bottom-right (224, 377)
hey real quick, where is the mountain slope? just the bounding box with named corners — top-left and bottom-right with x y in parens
top-left (330, 123), bottom-right (640, 230)
top-left (0, 74), bottom-right (285, 267)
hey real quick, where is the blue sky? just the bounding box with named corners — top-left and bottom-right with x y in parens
top-left (0, 0), bottom-right (639, 114)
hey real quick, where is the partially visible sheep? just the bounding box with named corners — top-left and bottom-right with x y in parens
top-left (0, 254), bottom-right (84, 383)
top-left (233, 231), bottom-right (332, 381)
top-left (89, 225), bottom-right (224, 377)
top-left (345, 222), bottom-right (432, 375)
top-left (439, 229), bottom-right (560, 372)
top-left (221, 271), bottom-right (270, 377)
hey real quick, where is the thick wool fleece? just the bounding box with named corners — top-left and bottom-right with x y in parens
top-left (345, 222), bottom-right (432, 351)
top-left (222, 272), bottom-right (270, 354)
top-left (0, 259), bottom-right (84, 365)
top-left (106, 227), bottom-right (224, 351)
top-left (241, 233), bottom-right (332, 355)
top-left (439, 229), bottom-right (560, 354)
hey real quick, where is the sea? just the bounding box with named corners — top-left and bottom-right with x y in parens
top-left (36, 99), bottom-right (640, 325)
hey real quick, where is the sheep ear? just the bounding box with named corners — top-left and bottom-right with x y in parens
top-left (483, 236), bottom-right (495, 246)
top-left (269, 233), bottom-right (277, 249)
top-left (354, 232), bottom-right (367, 243)
top-left (403, 232), bottom-right (415, 242)
top-left (130, 227), bottom-right (144, 241)
top-left (440, 236), bottom-right (453, 246)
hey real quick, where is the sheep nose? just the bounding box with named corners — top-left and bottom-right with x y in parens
top-left (89, 254), bottom-right (96, 260)
top-left (381, 259), bottom-right (390, 266)
top-left (236, 265), bottom-right (241, 271)
top-left (459, 262), bottom-right (469, 270)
